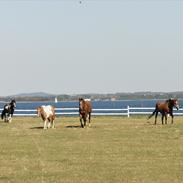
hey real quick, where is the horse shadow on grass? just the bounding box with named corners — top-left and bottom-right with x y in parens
top-left (65, 125), bottom-right (81, 129)
top-left (30, 125), bottom-right (89, 129)
top-left (30, 126), bottom-right (43, 130)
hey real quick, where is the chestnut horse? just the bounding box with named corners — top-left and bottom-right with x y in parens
top-left (148, 99), bottom-right (179, 125)
top-left (79, 98), bottom-right (92, 128)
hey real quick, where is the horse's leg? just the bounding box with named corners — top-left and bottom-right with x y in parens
top-left (9, 117), bottom-right (12, 123)
top-left (48, 119), bottom-right (51, 128)
top-left (5, 113), bottom-right (9, 122)
top-left (161, 114), bottom-right (163, 125)
top-left (43, 120), bottom-right (47, 129)
top-left (8, 114), bottom-right (12, 123)
top-left (80, 115), bottom-right (84, 128)
top-left (3, 113), bottom-right (5, 122)
top-left (4, 115), bottom-right (6, 122)
top-left (161, 113), bottom-right (165, 125)
top-left (83, 115), bottom-right (87, 127)
top-left (51, 116), bottom-right (55, 129)
top-left (154, 111), bottom-right (158, 125)
top-left (48, 122), bottom-right (51, 128)
top-left (165, 113), bottom-right (167, 125)
top-left (88, 113), bottom-right (91, 127)
top-left (52, 120), bottom-right (55, 128)
top-left (171, 113), bottom-right (174, 124)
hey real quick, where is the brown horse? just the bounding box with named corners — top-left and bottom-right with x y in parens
top-left (148, 98), bottom-right (179, 125)
top-left (79, 98), bottom-right (92, 128)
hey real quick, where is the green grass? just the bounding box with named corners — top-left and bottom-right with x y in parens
top-left (0, 116), bottom-right (183, 183)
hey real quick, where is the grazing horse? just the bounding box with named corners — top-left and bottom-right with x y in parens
top-left (148, 99), bottom-right (179, 125)
top-left (37, 105), bottom-right (56, 129)
top-left (1, 99), bottom-right (16, 122)
top-left (79, 98), bottom-right (92, 128)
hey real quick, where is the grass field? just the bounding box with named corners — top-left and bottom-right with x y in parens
top-left (0, 116), bottom-right (183, 183)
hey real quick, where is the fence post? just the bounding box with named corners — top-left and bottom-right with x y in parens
top-left (127, 106), bottom-right (130, 117)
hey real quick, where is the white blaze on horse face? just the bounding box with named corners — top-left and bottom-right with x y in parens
top-left (80, 101), bottom-right (83, 110)
top-left (175, 101), bottom-right (179, 110)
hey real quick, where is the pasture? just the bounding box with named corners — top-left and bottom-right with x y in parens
top-left (0, 116), bottom-right (183, 183)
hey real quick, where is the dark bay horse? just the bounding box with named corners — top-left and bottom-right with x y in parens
top-left (148, 99), bottom-right (179, 125)
top-left (79, 98), bottom-right (92, 128)
top-left (1, 99), bottom-right (16, 122)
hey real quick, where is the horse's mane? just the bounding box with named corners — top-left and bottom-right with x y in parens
top-left (166, 98), bottom-right (178, 109)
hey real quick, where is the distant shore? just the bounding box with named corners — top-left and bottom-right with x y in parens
top-left (0, 91), bottom-right (183, 102)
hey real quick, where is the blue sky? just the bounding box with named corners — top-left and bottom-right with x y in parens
top-left (0, 0), bottom-right (183, 96)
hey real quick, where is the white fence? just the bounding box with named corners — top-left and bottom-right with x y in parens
top-left (1, 106), bottom-right (183, 117)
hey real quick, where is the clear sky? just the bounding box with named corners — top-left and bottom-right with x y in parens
top-left (0, 0), bottom-right (183, 96)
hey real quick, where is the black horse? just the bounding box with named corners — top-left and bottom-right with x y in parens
top-left (1, 99), bottom-right (16, 122)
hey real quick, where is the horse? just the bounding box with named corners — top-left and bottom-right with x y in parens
top-left (79, 98), bottom-right (92, 128)
top-left (148, 98), bottom-right (179, 125)
top-left (1, 99), bottom-right (16, 122)
top-left (37, 105), bottom-right (56, 129)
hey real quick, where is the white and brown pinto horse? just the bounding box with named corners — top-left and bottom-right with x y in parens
top-left (37, 105), bottom-right (56, 129)
top-left (148, 98), bottom-right (179, 125)
top-left (79, 98), bottom-right (92, 128)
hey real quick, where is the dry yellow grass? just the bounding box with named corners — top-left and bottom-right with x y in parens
top-left (0, 116), bottom-right (183, 183)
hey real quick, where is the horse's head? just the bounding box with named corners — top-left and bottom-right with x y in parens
top-left (174, 99), bottom-right (179, 110)
top-left (79, 98), bottom-right (84, 108)
top-left (10, 99), bottom-right (16, 108)
top-left (37, 106), bottom-right (42, 117)
top-left (168, 98), bottom-right (179, 110)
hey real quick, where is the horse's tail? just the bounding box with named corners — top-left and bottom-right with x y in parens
top-left (1, 110), bottom-right (5, 120)
top-left (148, 109), bottom-right (157, 120)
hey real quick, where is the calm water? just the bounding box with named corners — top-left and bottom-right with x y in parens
top-left (0, 99), bottom-right (182, 115)
top-left (4, 99), bottom-right (182, 109)
top-left (0, 99), bottom-right (159, 110)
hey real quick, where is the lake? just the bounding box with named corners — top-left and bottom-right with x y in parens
top-left (0, 99), bottom-right (182, 116)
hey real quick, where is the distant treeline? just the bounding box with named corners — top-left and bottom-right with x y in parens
top-left (0, 92), bottom-right (183, 102)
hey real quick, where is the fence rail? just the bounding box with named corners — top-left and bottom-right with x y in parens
top-left (1, 106), bottom-right (183, 117)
